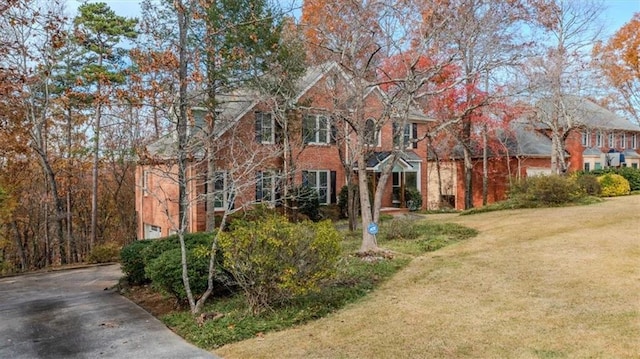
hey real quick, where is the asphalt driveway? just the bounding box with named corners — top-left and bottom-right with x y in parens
top-left (0, 264), bottom-right (217, 359)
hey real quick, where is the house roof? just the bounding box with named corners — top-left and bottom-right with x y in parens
top-left (362, 151), bottom-right (421, 171)
top-left (535, 96), bottom-right (640, 132)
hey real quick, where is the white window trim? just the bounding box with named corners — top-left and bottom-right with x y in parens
top-left (581, 130), bottom-right (590, 147)
top-left (304, 114), bottom-right (331, 145)
top-left (257, 170), bottom-right (278, 204)
top-left (305, 170), bottom-right (331, 205)
top-left (213, 171), bottom-right (230, 211)
top-left (364, 118), bottom-right (382, 147)
top-left (595, 131), bottom-right (603, 147)
top-left (620, 133), bottom-right (627, 149)
top-left (258, 112), bottom-right (275, 144)
top-left (632, 134), bottom-right (638, 149)
top-left (608, 133), bottom-right (615, 148)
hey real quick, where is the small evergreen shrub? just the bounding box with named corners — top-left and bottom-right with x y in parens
top-left (87, 242), bottom-right (121, 264)
top-left (597, 173), bottom-right (630, 197)
top-left (141, 232), bottom-right (213, 268)
top-left (146, 244), bottom-right (233, 303)
top-left (404, 188), bottom-right (423, 211)
top-left (575, 174), bottom-right (601, 196)
top-left (120, 240), bottom-right (152, 285)
top-left (338, 184), bottom-right (360, 219)
top-left (617, 167), bottom-right (640, 191)
top-left (287, 185), bottom-right (320, 221)
top-left (218, 215), bottom-right (342, 314)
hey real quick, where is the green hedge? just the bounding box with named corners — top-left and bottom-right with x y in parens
top-left (120, 240), bottom-right (152, 285)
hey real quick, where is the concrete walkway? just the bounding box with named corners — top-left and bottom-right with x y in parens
top-left (0, 264), bottom-right (218, 359)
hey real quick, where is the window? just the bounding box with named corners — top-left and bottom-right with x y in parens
top-left (212, 171), bottom-right (230, 210)
top-left (608, 133), bottom-right (615, 148)
top-left (255, 112), bottom-right (274, 144)
top-left (633, 163), bottom-right (638, 169)
top-left (581, 130), bottom-right (590, 147)
top-left (584, 162), bottom-right (590, 171)
top-left (256, 171), bottom-right (278, 204)
top-left (364, 118), bottom-right (380, 146)
top-left (595, 131), bottom-right (603, 147)
top-left (142, 170), bottom-right (149, 196)
top-left (392, 172), bottom-right (419, 204)
top-left (620, 133), bottom-right (626, 149)
top-left (393, 122), bottom-right (418, 149)
top-left (144, 223), bottom-right (162, 239)
top-left (594, 162), bottom-right (602, 170)
top-left (632, 134), bottom-right (638, 149)
top-left (303, 114), bottom-right (331, 144)
top-left (392, 172), bottom-right (401, 204)
top-left (302, 170), bottom-right (336, 204)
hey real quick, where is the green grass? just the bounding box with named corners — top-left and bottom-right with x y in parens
top-left (158, 217), bottom-right (476, 350)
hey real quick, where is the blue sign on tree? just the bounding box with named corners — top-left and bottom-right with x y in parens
top-left (367, 222), bottom-right (379, 235)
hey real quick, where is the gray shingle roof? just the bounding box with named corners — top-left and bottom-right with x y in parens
top-left (536, 96), bottom-right (640, 132)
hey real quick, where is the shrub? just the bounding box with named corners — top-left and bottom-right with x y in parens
top-left (384, 218), bottom-right (420, 240)
top-left (597, 173), bottom-right (630, 197)
top-left (120, 240), bottom-right (153, 285)
top-left (286, 185), bottom-right (320, 221)
top-left (617, 167), bottom-right (640, 191)
top-left (575, 174), bottom-right (601, 196)
top-left (145, 245), bottom-right (232, 303)
top-left (141, 232), bottom-right (213, 269)
top-left (218, 215), bottom-right (342, 314)
top-left (404, 188), bottom-right (423, 211)
top-left (87, 242), bottom-right (121, 264)
top-left (338, 184), bottom-right (360, 219)
top-left (508, 175), bottom-right (583, 205)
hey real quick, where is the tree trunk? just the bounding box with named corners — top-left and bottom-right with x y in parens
top-left (357, 163), bottom-right (377, 253)
top-left (482, 124), bottom-right (488, 206)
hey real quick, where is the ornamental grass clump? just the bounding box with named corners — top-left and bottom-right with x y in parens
top-left (597, 173), bottom-right (630, 197)
top-left (218, 215), bottom-right (342, 314)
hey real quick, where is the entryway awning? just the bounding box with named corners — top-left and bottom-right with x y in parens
top-left (359, 151), bottom-right (422, 172)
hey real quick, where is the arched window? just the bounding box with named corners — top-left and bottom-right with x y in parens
top-left (364, 118), bottom-right (378, 146)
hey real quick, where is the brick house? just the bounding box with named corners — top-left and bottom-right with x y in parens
top-left (427, 97), bottom-right (640, 210)
top-left (135, 62), bottom-right (433, 239)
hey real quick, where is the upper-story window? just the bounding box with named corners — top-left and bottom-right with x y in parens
top-left (393, 122), bottom-right (418, 149)
top-left (212, 171), bottom-right (230, 210)
top-left (608, 133), bottom-right (615, 148)
top-left (581, 130), bottom-right (590, 147)
top-left (255, 112), bottom-right (274, 144)
top-left (364, 118), bottom-right (380, 147)
top-left (303, 114), bottom-right (332, 144)
top-left (595, 131), bottom-right (603, 147)
top-left (632, 134), bottom-right (638, 149)
top-left (620, 133), bottom-right (627, 149)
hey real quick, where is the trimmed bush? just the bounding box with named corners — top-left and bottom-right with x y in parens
top-left (120, 240), bottom-right (152, 285)
top-left (219, 215), bottom-right (342, 314)
top-left (575, 174), bottom-right (601, 196)
top-left (141, 232), bottom-right (213, 269)
top-left (583, 167), bottom-right (640, 191)
top-left (88, 242), bottom-right (121, 264)
top-left (597, 173), bottom-right (630, 197)
top-left (508, 175), bottom-right (583, 205)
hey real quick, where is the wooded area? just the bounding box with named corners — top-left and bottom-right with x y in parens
top-left (0, 0), bottom-right (637, 275)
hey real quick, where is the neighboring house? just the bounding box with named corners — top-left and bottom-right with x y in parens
top-left (425, 97), bottom-right (640, 210)
top-left (135, 63), bottom-right (433, 239)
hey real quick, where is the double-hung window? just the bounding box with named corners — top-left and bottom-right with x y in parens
top-left (255, 112), bottom-right (274, 144)
top-left (256, 170), bottom-right (278, 204)
top-left (303, 114), bottom-right (331, 144)
top-left (608, 133), bottom-right (615, 148)
top-left (302, 170), bottom-right (336, 205)
top-left (620, 133), bottom-right (627, 149)
top-left (632, 134), bottom-right (638, 149)
top-left (212, 171), bottom-right (229, 210)
top-left (581, 130), bottom-right (590, 147)
top-left (595, 131), bottom-right (603, 147)
top-left (393, 122), bottom-right (418, 149)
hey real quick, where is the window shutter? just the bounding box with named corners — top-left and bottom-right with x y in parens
top-left (412, 123), bottom-right (418, 149)
top-left (275, 172), bottom-right (282, 206)
top-left (255, 112), bottom-right (262, 143)
top-left (255, 171), bottom-right (263, 201)
top-left (330, 171), bottom-right (337, 204)
top-left (392, 122), bottom-right (399, 147)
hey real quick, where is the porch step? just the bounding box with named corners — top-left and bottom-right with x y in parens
top-left (380, 207), bottom-right (410, 216)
